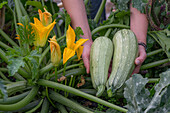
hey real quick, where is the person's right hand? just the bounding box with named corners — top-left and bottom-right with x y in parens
top-left (82, 40), bottom-right (93, 74)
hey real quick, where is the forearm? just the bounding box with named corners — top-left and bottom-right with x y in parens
top-left (61, 0), bottom-right (92, 43)
top-left (130, 4), bottom-right (148, 44)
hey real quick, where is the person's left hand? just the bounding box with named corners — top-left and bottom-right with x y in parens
top-left (132, 45), bottom-right (147, 75)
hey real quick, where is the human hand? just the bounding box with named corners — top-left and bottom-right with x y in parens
top-left (82, 40), bottom-right (93, 74)
top-left (132, 45), bottom-right (147, 75)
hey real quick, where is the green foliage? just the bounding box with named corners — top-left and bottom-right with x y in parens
top-left (0, 80), bottom-right (7, 101)
top-left (131, 0), bottom-right (147, 13)
top-left (25, 1), bottom-right (43, 10)
top-left (0, 1), bottom-right (7, 9)
top-left (74, 27), bottom-right (84, 40)
top-left (124, 69), bottom-right (170, 113)
top-left (111, 0), bottom-right (130, 11)
top-left (65, 11), bottom-right (71, 31)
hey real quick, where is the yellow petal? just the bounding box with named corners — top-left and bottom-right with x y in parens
top-left (17, 23), bottom-right (24, 27)
top-left (74, 39), bottom-right (88, 50)
top-left (49, 36), bottom-right (61, 66)
top-left (63, 48), bottom-right (75, 64)
top-left (30, 19), bottom-right (56, 47)
top-left (66, 25), bottom-right (75, 49)
top-left (38, 9), bottom-right (43, 22)
top-left (76, 45), bottom-right (84, 60)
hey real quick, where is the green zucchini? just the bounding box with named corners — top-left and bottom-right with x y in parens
top-left (106, 29), bottom-right (138, 97)
top-left (90, 36), bottom-right (113, 97)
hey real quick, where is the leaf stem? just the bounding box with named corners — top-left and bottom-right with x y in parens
top-left (91, 24), bottom-right (130, 35)
top-left (94, 0), bottom-right (106, 23)
top-left (141, 58), bottom-right (169, 70)
top-left (0, 29), bottom-right (18, 47)
top-left (37, 79), bottom-right (128, 112)
top-left (147, 49), bottom-right (163, 57)
top-left (0, 86), bottom-right (39, 111)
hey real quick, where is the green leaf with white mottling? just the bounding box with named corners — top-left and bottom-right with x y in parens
top-left (7, 57), bottom-right (25, 76)
top-left (74, 27), bottom-right (84, 40)
top-left (144, 69), bottom-right (170, 113)
top-left (131, 0), bottom-right (148, 13)
top-left (124, 74), bottom-right (150, 113)
top-left (0, 80), bottom-right (7, 100)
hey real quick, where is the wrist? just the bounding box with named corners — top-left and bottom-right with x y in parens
top-left (138, 42), bottom-right (147, 51)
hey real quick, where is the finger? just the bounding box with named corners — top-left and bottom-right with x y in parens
top-left (135, 49), bottom-right (146, 66)
top-left (83, 57), bottom-right (90, 74)
top-left (131, 65), bottom-right (141, 76)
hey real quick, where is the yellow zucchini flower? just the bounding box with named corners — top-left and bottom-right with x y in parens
top-left (49, 36), bottom-right (61, 66)
top-left (30, 17), bottom-right (56, 47)
top-left (63, 25), bottom-right (88, 64)
top-left (38, 8), bottom-right (52, 26)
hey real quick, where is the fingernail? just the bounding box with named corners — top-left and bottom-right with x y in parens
top-left (136, 60), bottom-right (140, 65)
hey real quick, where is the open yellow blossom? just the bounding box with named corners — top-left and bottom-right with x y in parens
top-left (49, 36), bottom-right (61, 66)
top-left (63, 25), bottom-right (88, 64)
top-left (38, 8), bottom-right (52, 26)
top-left (30, 17), bottom-right (56, 47)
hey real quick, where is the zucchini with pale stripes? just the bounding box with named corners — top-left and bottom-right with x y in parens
top-left (90, 36), bottom-right (113, 97)
top-left (106, 29), bottom-right (138, 97)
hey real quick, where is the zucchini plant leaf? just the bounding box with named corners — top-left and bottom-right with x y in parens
top-left (144, 69), bottom-right (170, 113)
top-left (74, 27), bottom-right (84, 40)
top-left (152, 31), bottom-right (170, 59)
top-left (124, 69), bottom-right (170, 113)
top-left (7, 57), bottom-right (25, 76)
top-left (111, 0), bottom-right (130, 11)
top-left (124, 74), bottom-right (150, 113)
top-left (131, 0), bottom-right (148, 13)
top-left (25, 1), bottom-right (43, 10)
top-left (0, 80), bottom-right (8, 101)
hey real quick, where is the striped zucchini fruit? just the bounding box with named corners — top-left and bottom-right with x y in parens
top-left (90, 36), bottom-right (113, 97)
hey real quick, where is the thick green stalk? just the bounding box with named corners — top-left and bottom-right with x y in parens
top-left (40, 98), bottom-right (49, 113)
top-left (56, 23), bottom-right (62, 38)
top-left (91, 24), bottom-right (130, 35)
top-left (0, 48), bottom-right (8, 63)
top-left (14, 0), bottom-right (22, 23)
top-left (147, 49), bottom-right (163, 57)
top-left (0, 91), bottom-right (29, 104)
top-left (38, 79), bottom-right (128, 112)
top-left (0, 71), bottom-right (10, 81)
top-left (39, 63), bottom-right (54, 76)
top-left (148, 78), bottom-right (160, 83)
top-left (141, 59), bottom-right (169, 70)
top-left (26, 99), bottom-right (43, 113)
top-left (0, 29), bottom-right (18, 47)
top-left (0, 68), bottom-right (8, 72)
top-left (0, 41), bottom-right (11, 49)
top-left (56, 103), bottom-right (68, 113)
top-left (52, 62), bottom-right (83, 75)
top-left (0, 86), bottom-right (39, 111)
top-left (19, 0), bottom-right (29, 17)
top-left (49, 90), bottom-right (93, 113)
top-left (50, 0), bottom-right (55, 15)
top-left (94, 0), bottom-right (106, 23)
top-left (104, 28), bottom-right (112, 37)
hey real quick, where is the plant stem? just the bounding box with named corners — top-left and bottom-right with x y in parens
top-left (0, 48), bottom-right (8, 63)
top-left (146, 49), bottom-right (163, 57)
top-left (0, 71), bottom-right (10, 81)
top-left (0, 41), bottom-right (11, 49)
top-left (19, 0), bottom-right (29, 18)
top-left (94, 0), bottom-right (106, 23)
top-left (40, 98), bottom-right (49, 113)
top-left (141, 58), bottom-right (169, 70)
top-left (26, 99), bottom-right (43, 113)
top-left (0, 68), bottom-right (8, 72)
top-left (104, 28), bottom-right (112, 37)
top-left (0, 29), bottom-right (18, 47)
top-left (14, 0), bottom-right (23, 23)
top-left (91, 24), bottom-right (130, 35)
top-left (148, 78), bottom-right (160, 83)
top-left (45, 87), bottom-right (56, 108)
top-left (50, 0), bottom-right (55, 15)
top-left (0, 86), bottom-right (39, 111)
top-left (38, 79), bottom-right (128, 112)
top-left (0, 91), bottom-right (29, 104)
top-left (41, 0), bottom-right (45, 7)
top-left (49, 90), bottom-right (93, 113)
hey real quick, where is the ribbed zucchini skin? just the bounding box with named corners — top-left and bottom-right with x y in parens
top-left (106, 29), bottom-right (138, 97)
top-left (90, 37), bottom-right (113, 97)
